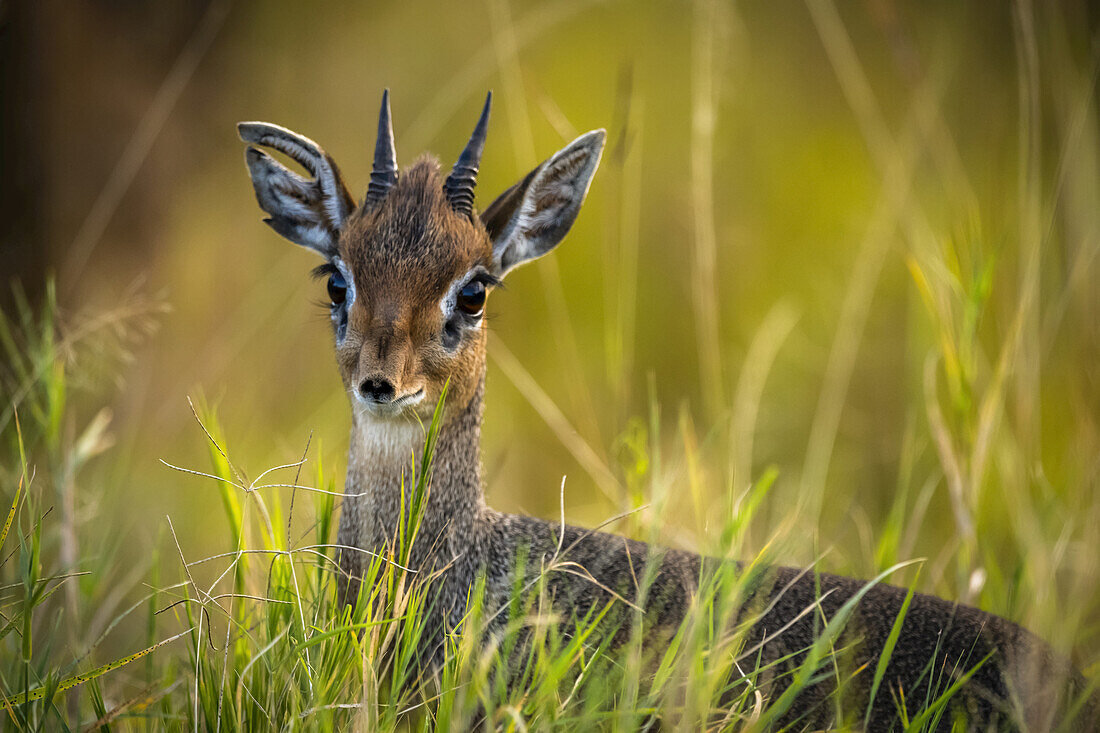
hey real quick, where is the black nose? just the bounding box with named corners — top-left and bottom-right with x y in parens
top-left (359, 377), bottom-right (395, 403)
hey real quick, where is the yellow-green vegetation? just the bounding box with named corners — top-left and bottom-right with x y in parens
top-left (2, 0), bottom-right (1098, 729)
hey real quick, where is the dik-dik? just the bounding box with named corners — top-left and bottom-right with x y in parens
top-left (238, 92), bottom-right (1091, 730)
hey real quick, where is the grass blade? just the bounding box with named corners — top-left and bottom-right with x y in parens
top-left (1, 627), bottom-right (194, 707)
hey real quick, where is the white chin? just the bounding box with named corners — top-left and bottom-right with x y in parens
top-left (358, 402), bottom-right (406, 419)
top-left (352, 389), bottom-right (427, 420)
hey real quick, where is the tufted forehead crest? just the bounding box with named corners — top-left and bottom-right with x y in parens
top-left (340, 157), bottom-right (492, 296)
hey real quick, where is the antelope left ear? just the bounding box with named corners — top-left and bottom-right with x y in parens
top-left (238, 122), bottom-right (354, 260)
top-left (481, 130), bottom-right (606, 278)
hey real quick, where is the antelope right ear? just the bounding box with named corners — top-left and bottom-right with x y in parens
top-left (481, 130), bottom-right (606, 278)
top-left (238, 122), bottom-right (354, 260)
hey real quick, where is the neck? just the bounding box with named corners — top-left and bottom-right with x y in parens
top-left (338, 369), bottom-right (486, 579)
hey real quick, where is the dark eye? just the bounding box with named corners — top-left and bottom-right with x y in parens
top-left (456, 280), bottom-right (486, 317)
top-left (327, 271), bottom-right (347, 307)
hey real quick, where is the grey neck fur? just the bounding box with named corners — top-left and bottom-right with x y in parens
top-left (337, 364), bottom-right (488, 598)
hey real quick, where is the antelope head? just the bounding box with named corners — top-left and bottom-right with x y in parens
top-left (239, 91), bottom-right (606, 422)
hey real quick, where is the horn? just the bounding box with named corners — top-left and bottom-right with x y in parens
top-left (443, 92), bottom-right (492, 217)
top-left (366, 89), bottom-right (398, 203)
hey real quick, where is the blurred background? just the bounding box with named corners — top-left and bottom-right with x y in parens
top-left (2, 0), bottom-right (1099, 670)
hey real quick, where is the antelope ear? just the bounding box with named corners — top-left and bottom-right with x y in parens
top-left (481, 130), bottom-right (606, 277)
top-left (238, 122), bottom-right (354, 260)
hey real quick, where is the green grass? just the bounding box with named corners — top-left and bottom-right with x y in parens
top-left (0, 279), bottom-right (1096, 730)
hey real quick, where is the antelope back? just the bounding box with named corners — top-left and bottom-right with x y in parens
top-left (239, 91), bottom-right (606, 420)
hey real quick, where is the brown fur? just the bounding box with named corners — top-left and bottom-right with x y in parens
top-left (335, 157), bottom-right (491, 417)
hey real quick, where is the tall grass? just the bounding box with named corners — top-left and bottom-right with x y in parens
top-left (1, 279), bottom-right (1096, 729)
top-left (0, 332), bottom-right (960, 730)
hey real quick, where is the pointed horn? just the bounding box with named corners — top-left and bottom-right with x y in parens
top-left (443, 92), bottom-right (492, 217)
top-left (366, 89), bottom-right (398, 203)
